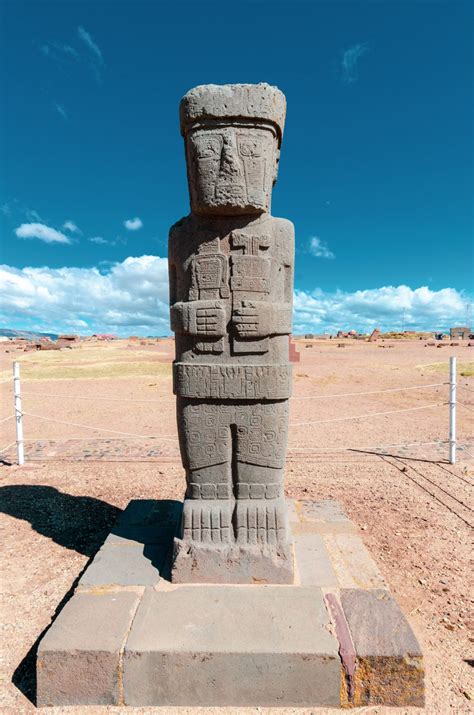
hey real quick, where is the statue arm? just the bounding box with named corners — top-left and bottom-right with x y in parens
top-left (232, 220), bottom-right (294, 338)
top-left (232, 301), bottom-right (292, 338)
top-left (171, 300), bottom-right (227, 337)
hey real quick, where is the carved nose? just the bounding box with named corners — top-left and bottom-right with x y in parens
top-left (221, 141), bottom-right (240, 170)
top-left (215, 139), bottom-right (245, 202)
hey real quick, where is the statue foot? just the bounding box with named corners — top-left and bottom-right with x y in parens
top-left (182, 499), bottom-right (232, 544)
top-left (233, 498), bottom-right (289, 546)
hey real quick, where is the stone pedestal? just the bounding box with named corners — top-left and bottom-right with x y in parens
top-left (36, 499), bottom-right (424, 708)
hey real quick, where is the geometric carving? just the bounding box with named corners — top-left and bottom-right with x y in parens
top-left (168, 83), bottom-right (295, 582)
top-left (177, 399), bottom-right (289, 471)
top-left (173, 364), bottom-right (292, 400)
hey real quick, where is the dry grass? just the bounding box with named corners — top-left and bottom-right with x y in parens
top-left (0, 345), bottom-right (172, 380)
top-left (417, 360), bottom-right (474, 377)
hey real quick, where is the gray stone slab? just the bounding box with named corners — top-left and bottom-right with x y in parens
top-left (294, 532), bottom-right (338, 587)
top-left (79, 544), bottom-right (162, 587)
top-left (341, 588), bottom-right (424, 707)
top-left (301, 499), bottom-right (351, 523)
top-left (37, 590), bottom-right (140, 706)
top-left (341, 588), bottom-right (422, 657)
top-left (291, 499), bottom-right (358, 535)
top-left (172, 537), bottom-right (294, 584)
top-left (323, 533), bottom-right (386, 589)
top-left (123, 585), bottom-right (340, 706)
top-left (105, 498), bottom-right (182, 546)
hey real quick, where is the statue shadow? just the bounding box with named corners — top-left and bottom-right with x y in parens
top-left (0, 484), bottom-right (121, 557)
top-left (2, 486), bottom-right (181, 706)
top-left (0, 484), bottom-right (122, 705)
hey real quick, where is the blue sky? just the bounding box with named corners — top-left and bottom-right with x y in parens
top-left (0, 0), bottom-right (472, 335)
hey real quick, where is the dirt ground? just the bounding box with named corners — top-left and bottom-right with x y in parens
top-left (0, 338), bottom-right (473, 714)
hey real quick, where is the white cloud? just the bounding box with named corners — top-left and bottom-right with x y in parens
top-left (293, 285), bottom-right (468, 334)
top-left (14, 223), bottom-right (72, 245)
top-left (0, 256), bottom-right (170, 336)
top-left (88, 236), bottom-right (108, 244)
top-left (63, 220), bottom-right (81, 234)
top-left (342, 42), bottom-right (369, 84)
top-left (25, 208), bottom-right (44, 222)
top-left (0, 256), bottom-right (470, 337)
top-left (42, 42), bottom-right (79, 63)
top-left (309, 236), bottom-right (335, 260)
top-left (124, 217), bottom-right (143, 231)
top-left (77, 25), bottom-right (104, 65)
top-left (53, 102), bottom-right (68, 120)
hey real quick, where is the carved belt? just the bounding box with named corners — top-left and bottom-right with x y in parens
top-left (173, 363), bottom-right (292, 400)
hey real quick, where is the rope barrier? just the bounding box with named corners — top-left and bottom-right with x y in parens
top-left (20, 412), bottom-right (179, 442)
top-left (0, 378), bottom-right (12, 384)
top-left (288, 439), bottom-right (446, 453)
top-left (291, 383), bottom-right (447, 400)
top-left (458, 385), bottom-right (474, 394)
top-left (460, 446), bottom-right (474, 459)
top-left (0, 441), bottom-right (16, 453)
top-left (289, 402), bottom-right (446, 427)
top-left (0, 415), bottom-right (15, 424)
top-left (458, 402), bottom-right (474, 414)
top-left (22, 436), bottom-right (178, 443)
top-left (22, 392), bottom-right (174, 403)
top-left (22, 381), bottom-right (448, 403)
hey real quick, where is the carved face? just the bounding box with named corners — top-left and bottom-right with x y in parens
top-left (186, 125), bottom-right (278, 216)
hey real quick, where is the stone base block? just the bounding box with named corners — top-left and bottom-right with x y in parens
top-left (36, 498), bottom-right (424, 708)
top-left (124, 585), bottom-right (339, 706)
top-left (171, 538), bottom-right (294, 584)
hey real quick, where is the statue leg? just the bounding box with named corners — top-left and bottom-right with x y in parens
top-left (233, 400), bottom-right (290, 546)
top-left (177, 398), bottom-right (233, 544)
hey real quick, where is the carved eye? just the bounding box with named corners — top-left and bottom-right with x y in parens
top-left (193, 136), bottom-right (221, 159)
top-left (239, 140), bottom-right (262, 158)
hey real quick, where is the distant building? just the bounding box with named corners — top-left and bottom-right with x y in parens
top-left (92, 333), bottom-right (117, 341)
top-left (289, 336), bottom-right (300, 363)
top-left (57, 334), bottom-right (79, 342)
top-left (450, 326), bottom-right (471, 340)
top-left (336, 330), bottom-right (358, 339)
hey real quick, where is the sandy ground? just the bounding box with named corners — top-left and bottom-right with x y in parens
top-left (0, 338), bottom-right (473, 714)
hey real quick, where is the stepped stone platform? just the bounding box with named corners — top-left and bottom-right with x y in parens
top-left (36, 499), bottom-right (424, 708)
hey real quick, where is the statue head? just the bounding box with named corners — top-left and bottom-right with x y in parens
top-left (180, 83), bottom-right (286, 216)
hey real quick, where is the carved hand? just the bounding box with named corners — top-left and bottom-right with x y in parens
top-left (232, 301), bottom-right (266, 338)
top-left (171, 300), bottom-right (226, 337)
top-left (194, 302), bottom-right (226, 336)
top-left (232, 300), bottom-right (292, 338)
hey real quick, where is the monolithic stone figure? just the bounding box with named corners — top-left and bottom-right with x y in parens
top-left (169, 84), bottom-right (294, 583)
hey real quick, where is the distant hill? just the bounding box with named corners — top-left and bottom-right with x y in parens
top-left (0, 328), bottom-right (59, 340)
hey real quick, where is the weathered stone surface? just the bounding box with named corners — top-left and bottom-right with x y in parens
top-left (123, 585), bottom-right (340, 706)
top-left (323, 533), bottom-right (386, 589)
top-left (37, 591), bottom-right (140, 706)
top-left (104, 498), bottom-right (181, 547)
top-left (36, 500), bottom-right (424, 707)
top-left (180, 83), bottom-right (286, 146)
top-left (341, 589), bottom-right (424, 707)
top-left (294, 532), bottom-right (338, 587)
top-left (291, 499), bottom-right (358, 534)
top-left (169, 83), bottom-right (295, 581)
top-left (79, 544), bottom-right (162, 587)
top-left (171, 538), bottom-right (293, 584)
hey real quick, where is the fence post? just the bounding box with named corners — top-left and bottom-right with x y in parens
top-left (13, 361), bottom-right (24, 466)
top-left (449, 356), bottom-right (457, 465)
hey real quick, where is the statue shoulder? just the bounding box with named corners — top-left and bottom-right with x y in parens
top-left (270, 216), bottom-right (294, 239)
top-left (168, 215), bottom-right (192, 259)
top-left (270, 217), bottom-right (295, 261)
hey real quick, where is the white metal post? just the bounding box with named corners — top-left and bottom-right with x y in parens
top-left (13, 361), bottom-right (24, 466)
top-left (449, 356), bottom-right (457, 465)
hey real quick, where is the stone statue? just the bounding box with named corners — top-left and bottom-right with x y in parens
top-left (169, 83), bottom-right (294, 583)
